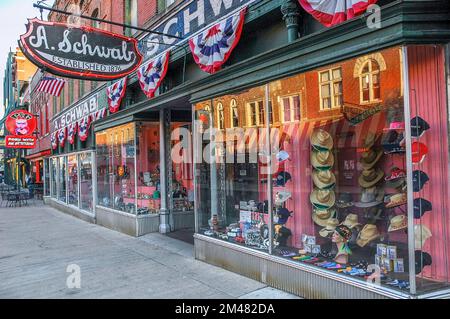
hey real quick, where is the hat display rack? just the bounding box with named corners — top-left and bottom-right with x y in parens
top-left (310, 129), bottom-right (337, 235)
top-left (411, 115), bottom-right (433, 275)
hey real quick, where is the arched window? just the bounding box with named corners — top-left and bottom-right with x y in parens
top-left (360, 59), bottom-right (381, 103)
top-left (217, 102), bottom-right (224, 130)
top-left (230, 99), bottom-right (239, 128)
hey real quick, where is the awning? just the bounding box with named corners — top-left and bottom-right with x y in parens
top-left (25, 150), bottom-right (51, 160)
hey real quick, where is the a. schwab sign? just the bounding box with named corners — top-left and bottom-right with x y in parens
top-left (51, 94), bottom-right (100, 133)
top-left (139, 0), bottom-right (259, 59)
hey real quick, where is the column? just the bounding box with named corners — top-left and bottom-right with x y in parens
top-left (281, 0), bottom-right (300, 43)
top-left (159, 109), bottom-right (171, 233)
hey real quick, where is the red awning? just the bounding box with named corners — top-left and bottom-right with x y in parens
top-left (25, 150), bottom-right (52, 160)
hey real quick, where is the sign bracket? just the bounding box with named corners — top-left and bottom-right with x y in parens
top-left (33, 3), bottom-right (184, 40)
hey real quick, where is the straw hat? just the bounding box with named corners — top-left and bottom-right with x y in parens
top-left (363, 132), bottom-right (379, 149)
top-left (312, 208), bottom-right (336, 227)
top-left (388, 214), bottom-right (407, 232)
top-left (340, 213), bottom-right (362, 229)
top-left (319, 218), bottom-right (339, 238)
top-left (312, 170), bottom-right (336, 190)
top-left (358, 168), bottom-right (384, 188)
top-left (311, 150), bottom-right (335, 170)
top-left (385, 193), bottom-right (407, 209)
top-left (414, 224), bottom-right (432, 249)
top-left (356, 224), bottom-right (381, 247)
top-left (310, 189), bottom-right (336, 209)
top-left (360, 149), bottom-right (383, 170)
top-left (311, 129), bottom-right (333, 151)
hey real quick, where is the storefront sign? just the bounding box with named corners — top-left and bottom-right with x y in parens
top-left (342, 104), bottom-right (383, 126)
top-left (5, 136), bottom-right (37, 149)
top-left (52, 95), bottom-right (99, 132)
top-left (139, 0), bottom-right (258, 59)
top-left (19, 19), bottom-right (143, 81)
top-left (5, 110), bottom-right (38, 136)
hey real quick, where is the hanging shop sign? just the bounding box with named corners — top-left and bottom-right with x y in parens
top-left (341, 103), bottom-right (383, 126)
top-left (19, 19), bottom-right (143, 81)
top-left (51, 94), bottom-right (99, 133)
top-left (139, 0), bottom-right (257, 60)
top-left (4, 110), bottom-right (38, 149)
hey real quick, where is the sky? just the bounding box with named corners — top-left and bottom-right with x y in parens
top-left (0, 0), bottom-right (50, 119)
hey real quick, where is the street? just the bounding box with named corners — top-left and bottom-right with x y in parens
top-left (0, 202), bottom-right (299, 299)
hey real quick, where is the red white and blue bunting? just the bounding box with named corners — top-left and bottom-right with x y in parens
top-left (92, 108), bottom-right (107, 122)
top-left (58, 127), bottom-right (67, 148)
top-left (189, 8), bottom-right (247, 74)
top-left (51, 132), bottom-right (58, 150)
top-left (298, 0), bottom-right (378, 27)
top-left (67, 122), bottom-right (77, 145)
top-left (107, 77), bottom-right (127, 114)
top-left (137, 51), bottom-right (170, 98)
top-left (78, 116), bottom-right (91, 142)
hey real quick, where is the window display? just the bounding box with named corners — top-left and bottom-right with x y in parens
top-left (195, 46), bottom-right (450, 294)
top-left (50, 157), bottom-right (57, 197)
top-left (58, 156), bottom-right (67, 203)
top-left (68, 155), bottom-right (78, 206)
top-left (79, 153), bottom-right (93, 212)
top-left (136, 122), bottom-right (161, 215)
top-left (44, 158), bottom-right (50, 196)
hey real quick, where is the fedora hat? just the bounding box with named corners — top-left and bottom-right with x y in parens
top-left (356, 224), bottom-right (381, 247)
top-left (411, 116), bottom-right (430, 138)
top-left (311, 129), bottom-right (333, 151)
top-left (413, 170), bottom-right (429, 192)
top-left (354, 187), bottom-right (384, 208)
top-left (385, 167), bottom-right (406, 182)
top-left (413, 198), bottom-right (432, 219)
top-left (312, 208), bottom-right (336, 227)
top-left (385, 193), bottom-right (407, 208)
top-left (388, 214), bottom-right (407, 232)
top-left (385, 176), bottom-right (406, 190)
top-left (363, 132), bottom-right (379, 149)
top-left (360, 149), bottom-right (383, 170)
top-left (340, 213), bottom-right (362, 230)
top-left (415, 250), bottom-right (432, 274)
top-left (310, 189), bottom-right (336, 209)
top-left (311, 150), bottom-right (334, 170)
top-left (358, 168), bottom-right (384, 188)
top-left (275, 191), bottom-right (292, 206)
top-left (414, 224), bottom-right (432, 249)
top-left (335, 192), bottom-right (354, 208)
top-left (312, 170), bottom-right (336, 190)
top-left (276, 150), bottom-right (290, 163)
top-left (412, 142), bottom-right (428, 164)
top-left (319, 218), bottom-right (339, 238)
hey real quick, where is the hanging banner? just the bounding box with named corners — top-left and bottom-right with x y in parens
top-left (92, 108), bottom-right (107, 122)
top-left (5, 110), bottom-right (38, 149)
top-left (67, 122), bottom-right (78, 145)
top-left (19, 19), bottom-right (143, 81)
top-left (52, 94), bottom-right (98, 133)
top-left (78, 116), bottom-right (91, 142)
top-left (58, 127), bottom-right (67, 148)
top-left (51, 132), bottom-right (58, 150)
top-left (107, 77), bottom-right (127, 113)
top-left (298, 0), bottom-right (378, 27)
top-left (189, 7), bottom-right (246, 74)
top-left (137, 51), bottom-right (170, 98)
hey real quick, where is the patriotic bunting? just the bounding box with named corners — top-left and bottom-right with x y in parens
top-left (51, 132), bottom-right (58, 150)
top-left (107, 78), bottom-right (127, 113)
top-left (58, 127), bottom-right (67, 148)
top-left (78, 116), bottom-right (91, 142)
top-left (137, 51), bottom-right (170, 98)
top-left (189, 8), bottom-right (246, 74)
top-left (92, 107), bottom-right (107, 122)
top-left (67, 122), bottom-right (78, 145)
top-left (298, 0), bottom-right (378, 27)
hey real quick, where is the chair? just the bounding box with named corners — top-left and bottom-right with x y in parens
top-left (6, 193), bottom-right (20, 207)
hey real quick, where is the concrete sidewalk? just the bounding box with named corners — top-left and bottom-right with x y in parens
top-left (0, 203), bottom-right (300, 299)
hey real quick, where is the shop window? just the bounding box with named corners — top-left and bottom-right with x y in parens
top-left (230, 99), bottom-right (239, 128)
top-left (217, 102), bottom-right (225, 130)
top-left (44, 158), bottom-right (50, 196)
top-left (50, 158), bottom-right (57, 198)
top-left (193, 46), bottom-right (450, 295)
top-left (136, 123), bottom-right (161, 215)
top-left (58, 157), bottom-right (67, 203)
top-left (68, 155), bottom-right (78, 207)
top-left (280, 95), bottom-right (301, 123)
top-left (79, 152), bottom-right (93, 212)
top-left (360, 59), bottom-right (381, 104)
top-left (319, 68), bottom-right (343, 110)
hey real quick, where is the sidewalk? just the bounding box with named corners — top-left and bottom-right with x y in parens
top-left (0, 203), bottom-right (300, 299)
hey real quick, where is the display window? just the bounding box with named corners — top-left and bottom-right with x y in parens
top-left (68, 155), bottom-right (78, 206)
top-left (44, 158), bottom-right (50, 196)
top-left (79, 153), bottom-right (93, 212)
top-left (58, 157), bottom-right (67, 203)
top-left (50, 157), bottom-right (57, 197)
top-left (195, 45), bottom-right (450, 295)
top-left (171, 122), bottom-right (194, 212)
top-left (136, 122), bottom-right (161, 215)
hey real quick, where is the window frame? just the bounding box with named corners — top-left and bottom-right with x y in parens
top-left (216, 102), bottom-right (225, 130)
top-left (319, 67), bottom-right (343, 111)
top-left (279, 94), bottom-right (302, 123)
top-left (359, 59), bottom-right (381, 104)
top-left (230, 99), bottom-right (239, 128)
